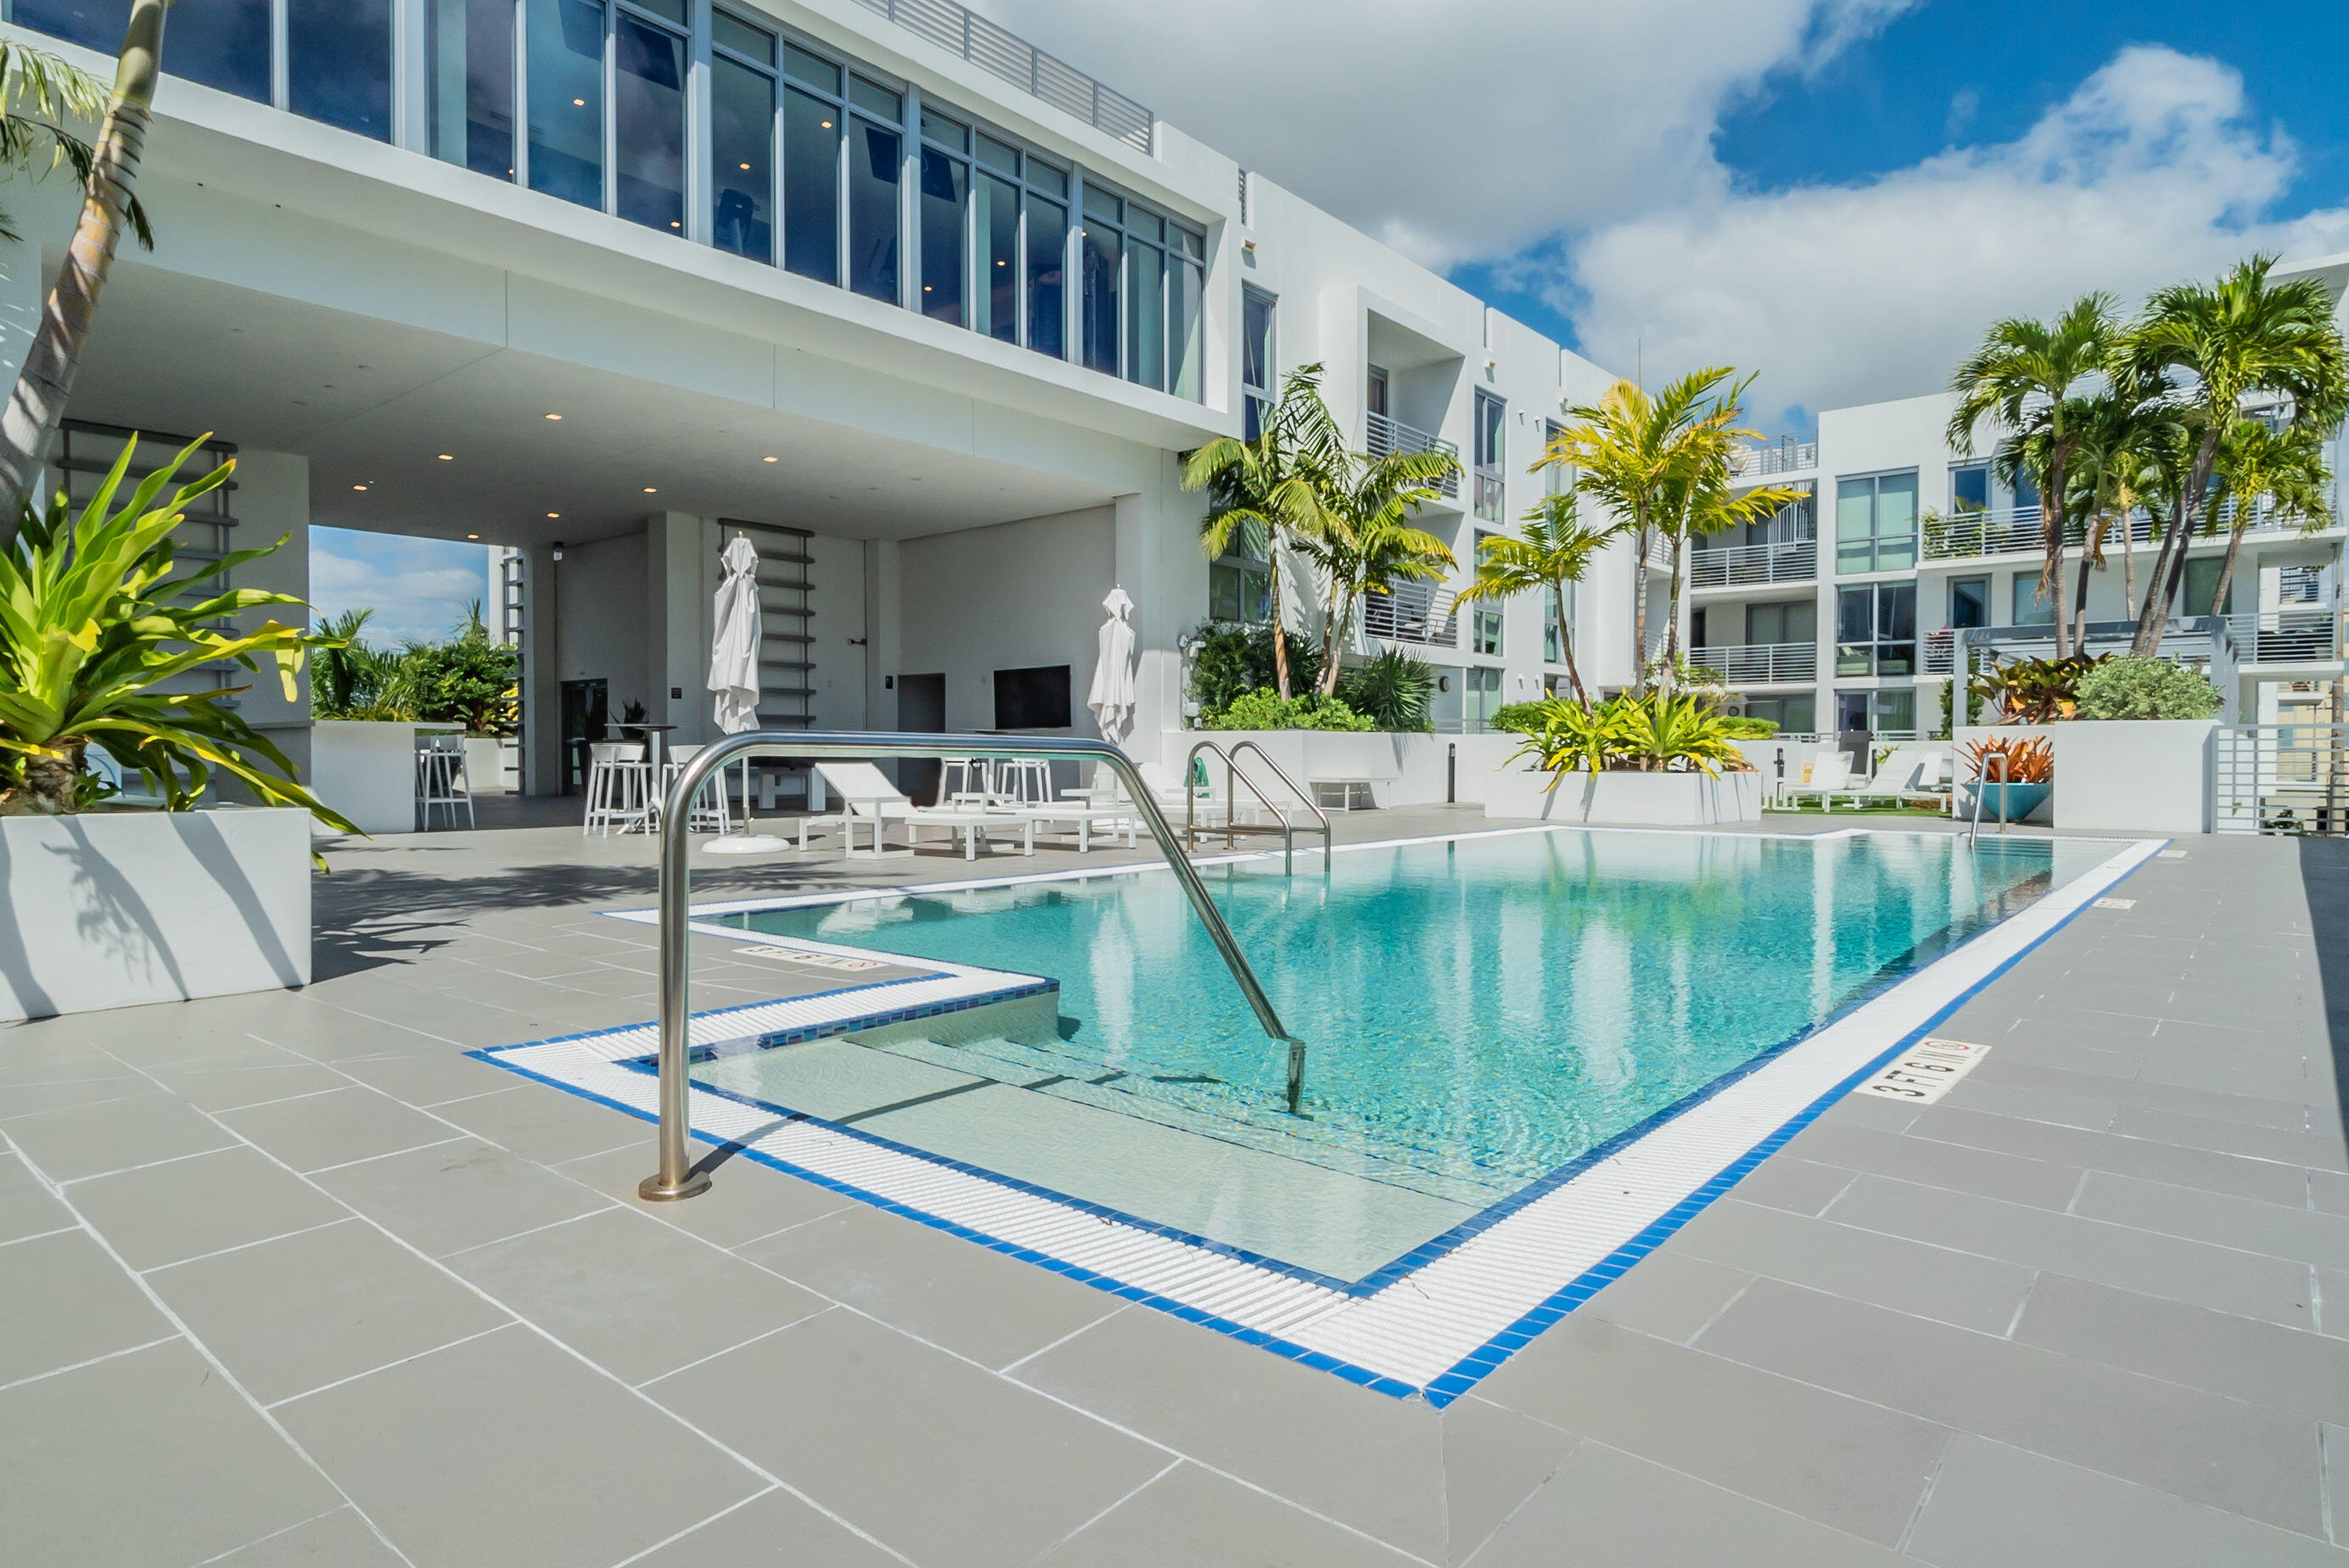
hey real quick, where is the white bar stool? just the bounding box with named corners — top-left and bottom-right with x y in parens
top-left (415, 733), bottom-right (474, 830)
top-left (662, 744), bottom-right (732, 834)
top-left (583, 742), bottom-right (651, 836)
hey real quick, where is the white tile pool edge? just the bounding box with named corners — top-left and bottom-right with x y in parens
top-left (478, 827), bottom-right (2164, 1405)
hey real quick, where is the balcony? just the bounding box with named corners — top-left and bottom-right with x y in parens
top-left (1359, 579), bottom-right (1458, 648)
top-left (850, 0), bottom-right (1153, 151)
top-left (1689, 539), bottom-right (1817, 589)
top-left (1729, 438), bottom-right (1818, 478)
top-left (2227, 609), bottom-right (2342, 664)
top-left (1693, 643), bottom-right (1817, 684)
top-left (1923, 495), bottom-right (2335, 562)
top-left (1364, 411), bottom-right (1460, 500)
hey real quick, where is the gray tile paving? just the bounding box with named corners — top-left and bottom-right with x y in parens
top-left (218, 1084), bottom-right (464, 1173)
top-left (1780, 1117), bottom-right (2086, 1208)
top-left (0, 1150), bottom-right (71, 1244)
top-left (619, 1487), bottom-right (904, 1567)
top-left (1905, 1102), bottom-right (2310, 1205)
top-left (64, 1143), bottom-right (351, 1271)
top-left (1036, 1460), bottom-right (1423, 1567)
top-left (274, 1324), bottom-right (765, 1568)
top-left (0, 1227), bottom-right (173, 1385)
top-left (1668, 1197), bottom-right (2037, 1334)
top-left (205, 1506), bottom-right (409, 1565)
top-left (311, 1136), bottom-right (615, 1257)
top-left (1721, 1153), bottom-right (1856, 1215)
top-left (2071, 1169), bottom-right (2349, 1266)
top-left (1574, 1248), bottom-right (1754, 1343)
top-left (3, 1086), bottom-right (237, 1182)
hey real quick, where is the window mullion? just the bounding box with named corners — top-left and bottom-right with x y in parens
top-left (687, 0), bottom-right (712, 245)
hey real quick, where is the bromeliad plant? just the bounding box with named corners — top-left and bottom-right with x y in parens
top-left (0, 437), bottom-right (356, 829)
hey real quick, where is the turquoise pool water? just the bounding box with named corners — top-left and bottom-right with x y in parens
top-left (706, 830), bottom-right (2105, 1216)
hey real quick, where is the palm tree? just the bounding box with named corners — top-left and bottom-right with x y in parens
top-left (1664, 465), bottom-right (1804, 675)
top-left (1452, 493), bottom-right (1625, 708)
top-left (1294, 445), bottom-right (1459, 695)
top-left (1947, 293), bottom-right (2118, 662)
top-left (2208, 419), bottom-right (2334, 618)
top-left (2122, 255), bottom-right (2347, 654)
top-left (1181, 363), bottom-right (1343, 700)
top-left (0, 0), bottom-right (168, 537)
top-left (2062, 386), bottom-right (2182, 630)
top-left (1544, 367), bottom-right (1752, 692)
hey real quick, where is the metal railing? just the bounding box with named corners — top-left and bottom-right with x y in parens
top-left (2223, 609), bottom-right (2341, 664)
top-left (1363, 410), bottom-right (1460, 499)
top-left (1688, 539), bottom-right (1817, 588)
top-left (849, 0), bottom-right (1154, 152)
top-left (1360, 578), bottom-right (1458, 647)
top-left (1965, 752), bottom-right (2010, 842)
top-left (1729, 438), bottom-right (1818, 477)
top-left (1923, 495), bottom-right (2336, 562)
top-left (1183, 740), bottom-right (1332, 873)
top-left (2216, 723), bottom-right (2349, 835)
top-left (639, 731), bottom-right (1306, 1201)
top-left (1694, 642), bottom-right (1817, 684)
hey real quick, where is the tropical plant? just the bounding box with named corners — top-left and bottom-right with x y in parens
top-left (1451, 493), bottom-right (1625, 707)
top-left (1666, 462), bottom-right (1804, 674)
top-left (2121, 255), bottom-right (2348, 654)
top-left (1186, 620), bottom-right (1320, 724)
top-left (1959, 735), bottom-right (2053, 784)
top-left (311, 608), bottom-right (412, 720)
top-left (0, 2), bottom-right (167, 535)
top-left (1721, 716), bottom-right (1779, 738)
top-left (1507, 696), bottom-right (1638, 776)
top-left (2073, 655), bottom-right (2224, 721)
top-left (1334, 648), bottom-right (1435, 731)
top-left (1969, 653), bottom-right (2110, 725)
top-left (1182, 362), bottom-right (1345, 700)
top-left (2061, 384), bottom-right (2187, 630)
top-left (1203, 688), bottom-right (1376, 732)
top-left (2207, 418), bottom-right (2334, 617)
top-left (1506, 691), bottom-right (1752, 778)
top-left (1293, 449), bottom-right (1458, 696)
top-left (0, 437), bottom-right (354, 829)
top-left (1488, 700), bottom-right (1552, 736)
top-left (1947, 293), bottom-right (2120, 662)
top-left (406, 633), bottom-right (519, 733)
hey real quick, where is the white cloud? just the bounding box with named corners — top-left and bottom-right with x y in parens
top-left (309, 528), bottom-right (490, 644)
top-left (965, 0), bottom-right (1915, 270)
top-left (1556, 47), bottom-right (2349, 423)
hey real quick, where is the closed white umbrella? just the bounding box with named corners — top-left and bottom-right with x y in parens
top-left (704, 535), bottom-right (788, 854)
top-left (1087, 585), bottom-right (1137, 746)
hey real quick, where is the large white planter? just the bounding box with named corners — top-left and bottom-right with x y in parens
top-left (1952, 722), bottom-right (2215, 833)
top-left (310, 720), bottom-right (460, 834)
top-left (1484, 767), bottom-right (1764, 826)
top-left (0, 807), bottom-right (311, 1022)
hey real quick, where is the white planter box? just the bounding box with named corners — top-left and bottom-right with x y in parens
top-left (310, 720), bottom-right (465, 834)
top-left (1953, 722), bottom-right (2213, 833)
top-left (1484, 767), bottom-right (1764, 826)
top-left (0, 807), bottom-right (311, 1022)
top-left (463, 736), bottom-right (511, 797)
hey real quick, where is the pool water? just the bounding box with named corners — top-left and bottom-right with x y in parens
top-left (690, 830), bottom-right (2102, 1276)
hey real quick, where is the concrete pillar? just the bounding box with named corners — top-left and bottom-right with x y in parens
top-left (522, 544), bottom-right (562, 793)
top-left (864, 537), bottom-right (900, 731)
top-left (645, 512), bottom-right (708, 741)
top-left (226, 451), bottom-right (311, 781)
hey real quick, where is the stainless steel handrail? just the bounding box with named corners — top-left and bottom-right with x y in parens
top-left (1183, 739), bottom-right (1333, 874)
top-left (640, 731), bottom-right (1307, 1201)
top-left (1965, 751), bottom-right (2010, 842)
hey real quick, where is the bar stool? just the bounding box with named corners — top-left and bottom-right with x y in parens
top-left (662, 744), bottom-right (732, 834)
top-left (938, 756), bottom-right (992, 807)
top-left (583, 742), bottom-right (651, 836)
top-left (415, 733), bottom-right (474, 830)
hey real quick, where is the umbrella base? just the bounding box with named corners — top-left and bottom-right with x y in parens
top-left (703, 834), bottom-right (793, 855)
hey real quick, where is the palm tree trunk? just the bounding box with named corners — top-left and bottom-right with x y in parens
top-left (1320, 571), bottom-right (1348, 697)
top-left (1267, 547), bottom-right (1291, 699)
top-left (1630, 524), bottom-right (1651, 695)
top-left (0, 0), bottom-right (167, 539)
top-left (2133, 429), bottom-right (2222, 655)
top-left (2121, 512), bottom-right (2136, 620)
top-left (2041, 455), bottom-right (2071, 661)
top-left (1555, 581), bottom-right (1589, 707)
top-left (2069, 520), bottom-right (2097, 651)
top-left (2207, 524), bottom-right (2251, 630)
top-left (1662, 532), bottom-right (1685, 692)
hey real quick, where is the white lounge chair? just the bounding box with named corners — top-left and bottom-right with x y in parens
top-left (1774, 752), bottom-right (1854, 809)
top-left (1841, 746), bottom-right (1951, 809)
top-left (804, 761), bottom-right (1039, 860)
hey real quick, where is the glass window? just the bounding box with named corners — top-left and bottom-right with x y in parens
top-left (1474, 393), bottom-right (1505, 468)
top-left (1836, 583), bottom-right (1915, 675)
top-left (1025, 193), bottom-right (1067, 359)
top-left (848, 117), bottom-right (901, 302)
top-left (1242, 288), bottom-right (1275, 440)
top-left (614, 11), bottom-right (687, 233)
top-left (974, 175), bottom-right (1020, 344)
top-left (1169, 254), bottom-right (1203, 402)
top-left (918, 146), bottom-right (967, 324)
top-left (1745, 695), bottom-right (1817, 733)
top-left (1026, 159), bottom-right (1068, 200)
top-left (849, 76), bottom-right (900, 120)
top-left (429, 0), bottom-right (517, 180)
top-left (1835, 470), bottom-right (1918, 574)
top-left (782, 87), bottom-right (840, 284)
top-left (1544, 598), bottom-right (1563, 664)
top-left (2010, 574), bottom-right (2056, 626)
top-left (2182, 557), bottom-right (2232, 618)
top-left (289, 0), bottom-right (393, 139)
top-left (1949, 577), bottom-right (1989, 629)
top-left (1127, 240), bottom-right (1164, 391)
top-left (783, 43), bottom-right (840, 93)
top-left (1208, 560), bottom-right (1272, 624)
top-left (1474, 608), bottom-right (1504, 657)
top-left (2010, 461), bottom-right (2041, 516)
top-left (527, 0), bottom-right (605, 210)
top-left (921, 109), bottom-right (968, 152)
top-left (21, 0), bottom-right (272, 99)
top-left (977, 134), bottom-right (1018, 177)
top-left (1466, 665), bottom-right (1504, 728)
top-left (629, 0), bottom-right (687, 21)
top-left (1080, 217), bottom-right (1120, 376)
top-left (1950, 462), bottom-right (1990, 514)
top-left (714, 9), bottom-right (772, 63)
top-left (1083, 186), bottom-right (1120, 224)
top-left (1746, 600), bottom-right (1815, 645)
top-left (711, 56), bottom-right (775, 263)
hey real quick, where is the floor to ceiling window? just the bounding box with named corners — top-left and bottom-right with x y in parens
top-left (973, 137), bottom-right (1020, 345)
top-left (1024, 173), bottom-right (1068, 361)
top-left (1079, 187), bottom-right (1121, 378)
top-left (613, 1), bottom-right (688, 234)
top-left (1835, 470), bottom-right (1919, 574)
top-left (846, 77), bottom-right (902, 304)
top-left (709, 11), bottom-right (776, 264)
top-left (428, 0), bottom-right (517, 179)
top-left (288, 0), bottom-right (393, 140)
top-left (918, 109), bottom-right (969, 326)
top-left (1242, 288), bottom-right (1275, 438)
top-left (780, 48), bottom-right (843, 285)
top-left (526, 0), bottom-right (605, 210)
top-left (19, 0), bottom-right (273, 103)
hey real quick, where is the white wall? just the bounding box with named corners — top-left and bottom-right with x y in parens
top-left (898, 506), bottom-right (1116, 734)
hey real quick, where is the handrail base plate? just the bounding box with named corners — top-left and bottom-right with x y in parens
top-left (638, 1170), bottom-right (714, 1202)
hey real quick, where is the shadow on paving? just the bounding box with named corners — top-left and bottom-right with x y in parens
top-left (2301, 837), bottom-right (2349, 1136)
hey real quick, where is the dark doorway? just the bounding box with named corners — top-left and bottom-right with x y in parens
top-left (559, 678), bottom-right (608, 795)
top-left (897, 672), bottom-right (945, 803)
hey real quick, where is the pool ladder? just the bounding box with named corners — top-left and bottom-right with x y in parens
top-left (1183, 739), bottom-right (1333, 874)
top-left (1965, 752), bottom-right (2010, 843)
top-left (639, 731), bottom-right (1311, 1203)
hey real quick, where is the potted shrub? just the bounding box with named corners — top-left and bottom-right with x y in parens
top-left (0, 440), bottom-right (353, 1020)
top-left (1484, 691), bottom-right (1764, 825)
top-left (1958, 735), bottom-right (2053, 824)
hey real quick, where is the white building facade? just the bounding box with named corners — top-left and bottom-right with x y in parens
top-left (0, 0), bottom-right (1634, 801)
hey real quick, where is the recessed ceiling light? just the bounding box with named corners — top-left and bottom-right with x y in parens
top-left (643, 486), bottom-right (657, 493)
top-left (572, 98), bottom-right (585, 106)
top-left (762, 456), bottom-right (778, 462)
top-left (820, 120), bottom-right (833, 129)
top-left (547, 511), bottom-right (560, 518)
top-left (466, 533), bottom-right (479, 540)
top-left (544, 412), bottom-right (563, 421)
top-left (436, 453), bottom-right (453, 461)
top-left (739, 162), bottom-right (751, 171)
top-left (352, 484), bottom-right (367, 491)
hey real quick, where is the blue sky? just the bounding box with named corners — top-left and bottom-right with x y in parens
top-left (309, 526), bottom-right (491, 646)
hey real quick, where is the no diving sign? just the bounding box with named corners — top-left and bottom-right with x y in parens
top-left (1854, 1037), bottom-right (1990, 1104)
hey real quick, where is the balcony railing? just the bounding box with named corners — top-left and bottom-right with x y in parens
top-left (1359, 579), bottom-right (1458, 648)
top-left (1924, 495), bottom-right (2337, 562)
top-left (1689, 539), bottom-right (1817, 588)
top-left (2226, 609), bottom-right (2341, 664)
top-left (850, 0), bottom-right (1154, 151)
top-left (1694, 643), bottom-right (1817, 684)
top-left (1364, 410), bottom-right (1460, 500)
top-left (1729, 438), bottom-right (1818, 478)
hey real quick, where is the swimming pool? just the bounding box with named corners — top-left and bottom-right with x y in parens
top-left (481, 825), bottom-right (2156, 1401)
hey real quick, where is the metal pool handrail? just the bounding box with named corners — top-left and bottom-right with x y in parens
top-left (1184, 739), bottom-right (1333, 874)
top-left (640, 731), bottom-right (1307, 1201)
top-left (1966, 751), bottom-right (2010, 842)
